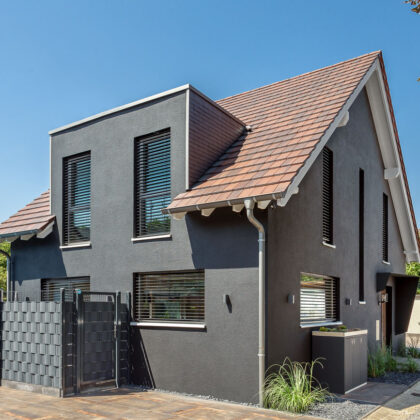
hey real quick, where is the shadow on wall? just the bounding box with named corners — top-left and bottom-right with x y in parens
top-left (130, 328), bottom-right (155, 388)
top-left (186, 208), bottom-right (263, 270)
top-left (12, 226), bottom-right (67, 289)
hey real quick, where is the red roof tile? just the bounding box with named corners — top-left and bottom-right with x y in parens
top-left (0, 191), bottom-right (54, 238)
top-left (166, 51), bottom-right (380, 211)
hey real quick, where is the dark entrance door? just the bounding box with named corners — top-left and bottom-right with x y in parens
top-left (381, 288), bottom-right (392, 347)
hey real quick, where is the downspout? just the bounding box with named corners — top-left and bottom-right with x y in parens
top-left (0, 248), bottom-right (11, 301)
top-left (244, 199), bottom-right (266, 407)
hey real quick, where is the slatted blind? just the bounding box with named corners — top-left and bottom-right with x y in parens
top-left (41, 277), bottom-right (90, 301)
top-left (63, 152), bottom-right (91, 245)
top-left (300, 273), bottom-right (337, 324)
top-left (322, 148), bottom-right (333, 244)
top-left (133, 271), bottom-right (205, 323)
top-left (383, 193), bottom-right (389, 262)
top-left (135, 129), bottom-right (171, 237)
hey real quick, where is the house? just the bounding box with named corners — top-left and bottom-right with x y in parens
top-left (0, 51), bottom-right (419, 404)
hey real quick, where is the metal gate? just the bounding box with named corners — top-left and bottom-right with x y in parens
top-left (74, 291), bottom-right (124, 393)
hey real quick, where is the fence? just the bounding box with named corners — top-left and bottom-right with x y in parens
top-left (0, 289), bottom-right (130, 396)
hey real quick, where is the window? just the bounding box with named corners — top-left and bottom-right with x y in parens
top-left (63, 152), bottom-right (91, 245)
top-left (135, 129), bottom-right (171, 237)
top-left (383, 193), bottom-right (389, 262)
top-left (134, 271), bottom-right (204, 323)
top-left (41, 277), bottom-right (90, 301)
top-left (359, 169), bottom-right (365, 301)
top-left (300, 273), bottom-right (338, 325)
top-left (322, 148), bottom-right (334, 244)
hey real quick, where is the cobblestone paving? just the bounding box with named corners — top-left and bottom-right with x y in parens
top-left (0, 386), bottom-right (320, 420)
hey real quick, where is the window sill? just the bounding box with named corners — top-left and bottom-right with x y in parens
top-left (382, 260), bottom-right (391, 265)
top-left (322, 241), bottom-right (336, 249)
top-left (359, 301), bottom-right (367, 305)
top-left (131, 234), bottom-right (172, 243)
top-left (60, 242), bottom-right (91, 250)
top-left (300, 321), bottom-right (342, 329)
top-left (130, 321), bottom-right (206, 330)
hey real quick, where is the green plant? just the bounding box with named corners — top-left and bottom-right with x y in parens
top-left (406, 336), bottom-right (420, 358)
top-left (319, 327), bottom-right (329, 332)
top-left (338, 325), bottom-right (348, 331)
top-left (401, 357), bottom-right (418, 373)
top-left (384, 346), bottom-right (397, 372)
top-left (368, 347), bottom-right (386, 378)
top-left (263, 358), bottom-right (329, 413)
top-left (398, 342), bottom-right (407, 357)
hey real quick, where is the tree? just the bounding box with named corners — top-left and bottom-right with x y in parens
top-left (406, 230), bottom-right (420, 293)
top-left (0, 242), bottom-right (10, 291)
top-left (406, 0), bottom-right (420, 13)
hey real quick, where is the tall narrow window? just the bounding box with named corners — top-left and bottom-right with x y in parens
top-left (135, 129), bottom-right (171, 237)
top-left (133, 271), bottom-right (205, 323)
top-left (322, 147), bottom-right (333, 244)
top-left (359, 169), bottom-right (365, 301)
top-left (63, 152), bottom-right (91, 245)
top-left (383, 193), bottom-right (389, 262)
top-left (300, 273), bottom-right (338, 325)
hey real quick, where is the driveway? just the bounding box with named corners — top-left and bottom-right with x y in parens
top-left (0, 386), bottom-right (318, 420)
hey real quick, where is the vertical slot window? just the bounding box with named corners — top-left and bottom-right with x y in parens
top-left (322, 147), bottom-right (334, 245)
top-left (359, 169), bottom-right (365, 301)
top-left (383, 193), bottom-right (389, 262)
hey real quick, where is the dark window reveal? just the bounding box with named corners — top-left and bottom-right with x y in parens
top-left (63, 152), bottom-right (91, 245)
top-left (359, 169), bottom-right (365, 301)
top-left (322, 148), bottom-right (334, 244)
top-left (300, 273), bottom-right (338, 325)
top-left (134, 271), bottom-right (205, 323)
top-left (383, 193), bottom-right (389, 262)
top-left (135, 129), bottom-right (171, 237)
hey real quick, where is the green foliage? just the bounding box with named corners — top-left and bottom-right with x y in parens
top-left (401, 357), bottom-right (418, 373)
top-left (398, 341), bottom-right (408, 357)
top-left (368, 346), bottom-right (397, 377)
top-left (263, 358), bottom-right (329, 413)
top-left (318, 325), bottom-right (348, 332)
top-left (0, 242), bottom-right (10, 291)
top-left (406, 262), bottom-right (420, 293)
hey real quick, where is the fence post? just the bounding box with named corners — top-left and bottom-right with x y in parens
top-left (60, 288), bottom-right (66, 396)
top-left (125, 291), bottom-right (131, 385)
top-left (115, 291), bottom-right (121, 388)
top-left (0, 289), bottom-right (3, 302)
top-left (75, 290), bottom-right (83, 394)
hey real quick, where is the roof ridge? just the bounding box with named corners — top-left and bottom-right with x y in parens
top-left (217, 51), bottom-right (381, 103)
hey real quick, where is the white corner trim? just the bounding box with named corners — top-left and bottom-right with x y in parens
top-left (384, 167), bottom-right (400, 180)
top-left (338, 110), bottom-right (350, 127)
top-left (322, 241), bottom-right (336, 249)
top-left (130, 321), bottom-right (206, 330)
top-left (382, 260), bottom-right (391, 265)
top-left (201, 208), bottom-right (214, 217)
top-left (60, 242), bottom-right (91, 250)
top-left (131, 234), bottom-right (172, 242)
top-left (36, 222), bottom-right (55, 239)
top-left (49, 84), bottom-right (191, 135)
top-left (185, 87), bottom-right (190, 190)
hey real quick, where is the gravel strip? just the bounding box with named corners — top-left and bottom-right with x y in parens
top-left (369, 371), bottom-right (420, 386)
top-left (308, 397), bottom-right (377, 420)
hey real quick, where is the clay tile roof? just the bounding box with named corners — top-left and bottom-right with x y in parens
top-left (0, 190), bottom-right (55, 238)
top-left (166, 51), bottom-right (381, 212)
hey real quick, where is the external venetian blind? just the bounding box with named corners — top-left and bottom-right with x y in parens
top-left (133, 271), bottom-right (205, 323)
top-left (322, 148), bottom-right (333, 244)
top-left (383, 193), bottom-right (389, 262)
top-left (300, 273), bottom-right (338, 325)
top-left (41, 277), bottom-right (90, 301)
top-left (63, 152), bottom-right (91, 245)
top-left (135, 129), bottom-right (171, 237)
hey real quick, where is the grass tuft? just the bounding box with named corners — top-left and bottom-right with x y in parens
top-left (263, 358), bottom-right (329, 413)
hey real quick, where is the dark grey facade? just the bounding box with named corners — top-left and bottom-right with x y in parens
top-left (9, 87), bottom-right (410, 403)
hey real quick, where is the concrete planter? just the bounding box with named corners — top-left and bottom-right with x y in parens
top-left (312, 329), bottom-right (368, 394)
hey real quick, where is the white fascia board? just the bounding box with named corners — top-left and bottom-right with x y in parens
top-left (185, 88), bottom-right (190, 190)
top-left (278, 60), bottom-right (378, 210)
top-left (365, 64), bottom-right (420, 262)
top-left (49, 84), bottom-right (191, 135)
top-left (36, 221), bottom-right (55, 239)
top-left (384, 167), bottom-right (400, 180)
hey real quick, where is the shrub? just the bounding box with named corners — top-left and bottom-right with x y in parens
top-left (398, 342), bottom-right (407, 357)
top-left (401, 357), bottom-right (418, 373)
top-left (368, 346), bottom-right (398, 377)
top-left (263, 358), bottom-right (329, 413)
top-left (406, 337), bottom-right (420, 358)
top-left (384, 346), bottom-right (397, 372)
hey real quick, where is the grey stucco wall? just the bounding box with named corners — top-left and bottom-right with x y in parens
top-left (266, 88), bottom-right (406, 367)
top-left (11, 92), bottom-right (261, 403)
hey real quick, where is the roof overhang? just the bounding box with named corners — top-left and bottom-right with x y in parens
top-left (0, 220), bottom-right (55, 243)
top-left (164, 57), bottom-right (420, 263)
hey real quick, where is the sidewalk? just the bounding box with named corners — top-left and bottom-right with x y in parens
top-left (365, 380), bottom-right (420, 419)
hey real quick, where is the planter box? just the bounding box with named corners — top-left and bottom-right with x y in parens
top-left (312, 329), bottom-right (367, 394)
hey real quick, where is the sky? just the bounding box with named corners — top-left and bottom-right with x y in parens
top-left (0, 1), bottom-right (419, 224)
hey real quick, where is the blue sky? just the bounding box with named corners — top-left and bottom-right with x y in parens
top-left (0, 1), bottom-right (418, 223)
